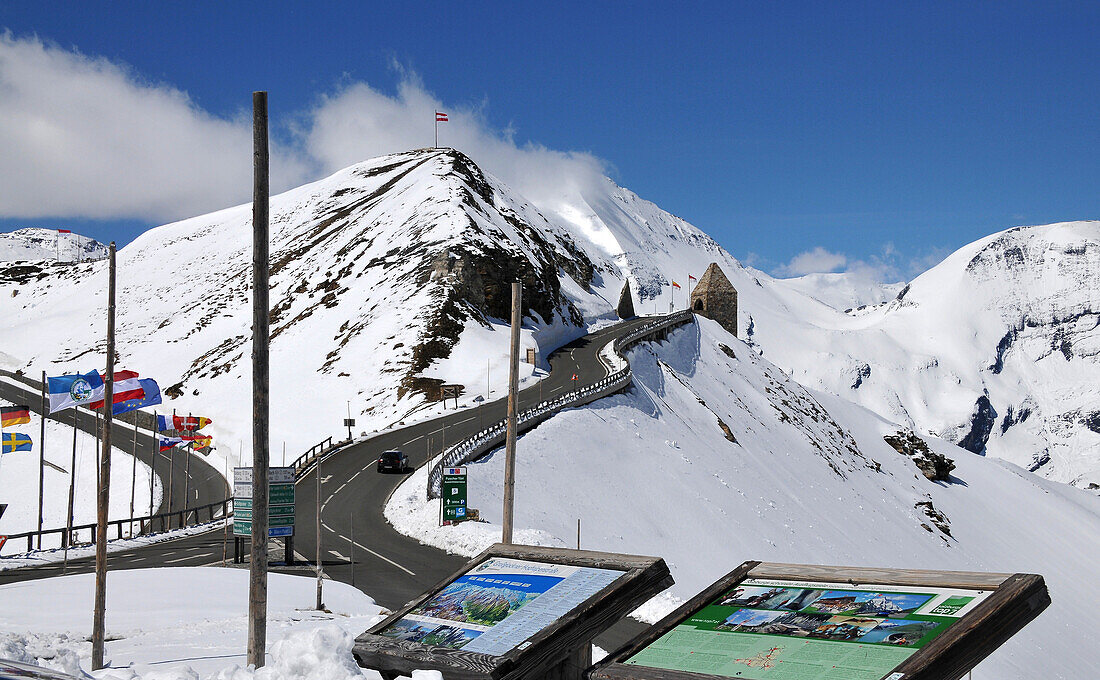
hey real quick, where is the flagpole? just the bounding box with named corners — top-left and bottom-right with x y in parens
top-left (435, 114), bottom-right (438, 149)
top-left (63, 406), bottom-right (77, 572)
top-left (91, 240), bottom-right (117, 670)
top-left (168, 408), bottom-right (175, 520)
top-left (38, 371), bottom-right (47, 549)
top-left (184, 412), bottom-right (192, 523)
top-left (149, 410), bottom-right (156, 521)
top-left (129, 416), bottom-right (138, 536)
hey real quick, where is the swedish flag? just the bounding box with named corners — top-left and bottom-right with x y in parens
top-left (2, 432), bottom-right (32, 454)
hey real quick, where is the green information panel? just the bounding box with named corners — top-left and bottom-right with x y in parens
top-left (441, 466), bottom-right (468, 521)
top-left (624, 577), bottom-right (991, 680)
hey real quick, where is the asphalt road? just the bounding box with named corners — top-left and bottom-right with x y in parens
top-left (0, 376), bottom-right (229, 531)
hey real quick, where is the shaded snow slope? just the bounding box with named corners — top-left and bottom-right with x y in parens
top-left (388, 317), bottom-right (1100, 679)
top-left (0, 227), bottom-right (108, 263)
top-left (746, 221), bottom-right (1100, 487)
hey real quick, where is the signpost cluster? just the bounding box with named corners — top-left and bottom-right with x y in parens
top-left (233, 466), bottom-right (294, 562)
top-left (441, 466), bottom-right (468, 524)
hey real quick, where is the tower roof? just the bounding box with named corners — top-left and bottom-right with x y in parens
top-left (691, 262), bottom-right (736, 297)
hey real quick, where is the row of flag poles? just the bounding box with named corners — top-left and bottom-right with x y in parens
top-left (1, 370), bottom-right (214, 552)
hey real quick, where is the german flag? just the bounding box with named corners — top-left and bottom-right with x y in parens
top-left (1, 406), bottom-right (31, 428)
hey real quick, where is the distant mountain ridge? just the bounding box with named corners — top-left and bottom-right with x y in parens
top-left (0, 227), bottom-right (109, 264)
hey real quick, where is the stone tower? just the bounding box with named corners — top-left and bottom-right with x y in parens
top-left (689, 263), bottom-right (738, 336)
top-left (616, 281), bottom-right (636, 319)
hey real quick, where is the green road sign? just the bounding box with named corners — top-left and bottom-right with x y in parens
top-left (234, 505), bottom-right (295, 521)
top-left (442, 466), bottom-right (468, 521)
top-left (234, 498), bottom-right (253, 510)
top-left (270, 484), bottom-right (295, 505)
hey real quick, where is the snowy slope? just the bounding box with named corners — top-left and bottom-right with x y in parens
top-left (0, 227), bottom-right (108, 263)
top-left (745, 222), bottom-right (1100, 488)
top-left (388, 318), bottom-right (1100, 679)
top-left (0, 149), bottom-right (615, 466)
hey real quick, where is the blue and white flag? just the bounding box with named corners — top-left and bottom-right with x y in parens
top-left (111, 378), bottom-right (163, 416)
top-left (157, 414), bottom-right (169, 431)
top-left (47, 371), bottom-right (104, 413)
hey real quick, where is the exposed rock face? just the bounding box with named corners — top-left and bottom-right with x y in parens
top-left (690, 263), bottom-right (738, 336)
top-left (884, 430), bottom-right (957, 481)
top-left (616, 282), bottom-right (636, 318)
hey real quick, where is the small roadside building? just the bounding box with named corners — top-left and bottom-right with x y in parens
top-left (689, 263), bottom-right (738, 336)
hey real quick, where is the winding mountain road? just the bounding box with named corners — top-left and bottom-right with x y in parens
top-left (1, 315), bottom-right (675, 649)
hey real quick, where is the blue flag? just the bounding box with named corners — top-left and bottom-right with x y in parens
top-left (2, 432), bottom-right (32, 454)
top-left (47, 371), bottom-right (104, 413)
top-left (157, 414), bottom-right (170, 432)
top-left (111, 378), bottom-right (163, 416)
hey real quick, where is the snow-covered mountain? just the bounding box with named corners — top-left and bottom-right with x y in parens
top-left (2, 149), bottom-right (1097, 488)
top-left (0, 227), bottom-right (108, 263)
top-left (747, 222), bottom-right (1100, 488)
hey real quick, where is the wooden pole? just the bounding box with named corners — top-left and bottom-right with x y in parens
top-left (501, 282), bottom-right (521, 544)
top-left (63, 406), bottom-right (77, 572)
top-left (91, 241), bottom-right (116, 670)
top-left (247, 90), bottom-right (271, 669)
top-left (37, 370), bottom-right (46, 549)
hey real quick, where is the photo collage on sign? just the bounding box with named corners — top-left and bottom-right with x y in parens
top-left (697, 584), bottom-right (946, 648)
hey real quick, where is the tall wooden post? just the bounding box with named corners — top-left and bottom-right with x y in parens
top-left (91, 241), bottom-right (116, 670)
top-left (248, 90), bottom-right (271, 669)
top-left (501, 282), bottom-right (521, 544)
top-left (37, 370), bottom-right (46, 549)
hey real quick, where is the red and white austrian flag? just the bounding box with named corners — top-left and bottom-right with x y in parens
top-left (435, 111), bottom-right (449, 122)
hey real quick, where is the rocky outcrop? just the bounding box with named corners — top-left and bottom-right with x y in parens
top-left (885, 430), bottom-right (956, 481)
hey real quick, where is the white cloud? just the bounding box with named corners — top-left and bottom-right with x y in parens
top-left (301, 74), bottom-right (610, 215)
top-left (0, 34), bottom-right (309, 221)
top-left (0, 36), bottom-right (611, 227)
top-left (776, 246), bottom-right (848, 276)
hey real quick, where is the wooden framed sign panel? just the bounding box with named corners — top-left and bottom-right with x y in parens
top-left (354, 543), bottom-right (673, 680)
top-left (589, 561), bottom-right (1049, 680)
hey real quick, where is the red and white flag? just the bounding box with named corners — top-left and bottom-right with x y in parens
top-left (88, 377), bottom-right (145, 410)
top-left (58, 229), bottom-right (72, 234)
top-left (688, 274), bottom-right (697, 281)
top-left (436, 111), bottom-right (449, 122)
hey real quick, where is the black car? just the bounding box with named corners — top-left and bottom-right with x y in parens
top-left (377, 449), bottom-right (409, 472)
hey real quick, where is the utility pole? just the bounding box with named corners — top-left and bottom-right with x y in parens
top-left (37, 371), bottom-right (46, 549)
top-left (247, 90), bottom-right (271, 669)
top-left (501, 282), bottom-right (521, 544)
top-left (91, 241), bottom-right (116, 670)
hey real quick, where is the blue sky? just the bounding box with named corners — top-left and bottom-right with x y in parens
top-left (1, 1), bottom-right (1096, 280)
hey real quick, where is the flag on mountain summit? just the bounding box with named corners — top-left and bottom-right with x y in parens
top-left (435, 111), bottom-right (448, 122)
top-left (1, 406), bottom-right (30, 428)
top-left (104, 378), bottom-right (162, 416)
top-left (672, 281), bottom-right (681, 289)
top-left (88, 377), bottom-right (146, 412)
top-left (47, 371), bottom-right (104, 413)
top-left (57, 229), bottom-right (71, 234)
top-left (159, 437), bottom-right (183, 452)
top-left (2, 432), bottom-right (32, 454)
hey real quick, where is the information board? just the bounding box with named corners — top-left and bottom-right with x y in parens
top-left (441, 466), bottom-right (468, 522)
top-left (624, 577), bottom-right (989, 679)
top-left (233, 466), bottom-right (295, 537)
top-left (379, 556), bottom-right (623, 655)
top-left (589, 562), bottom-right (1049, 680)
top-left (354, 544), bottom-right (673, 680)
